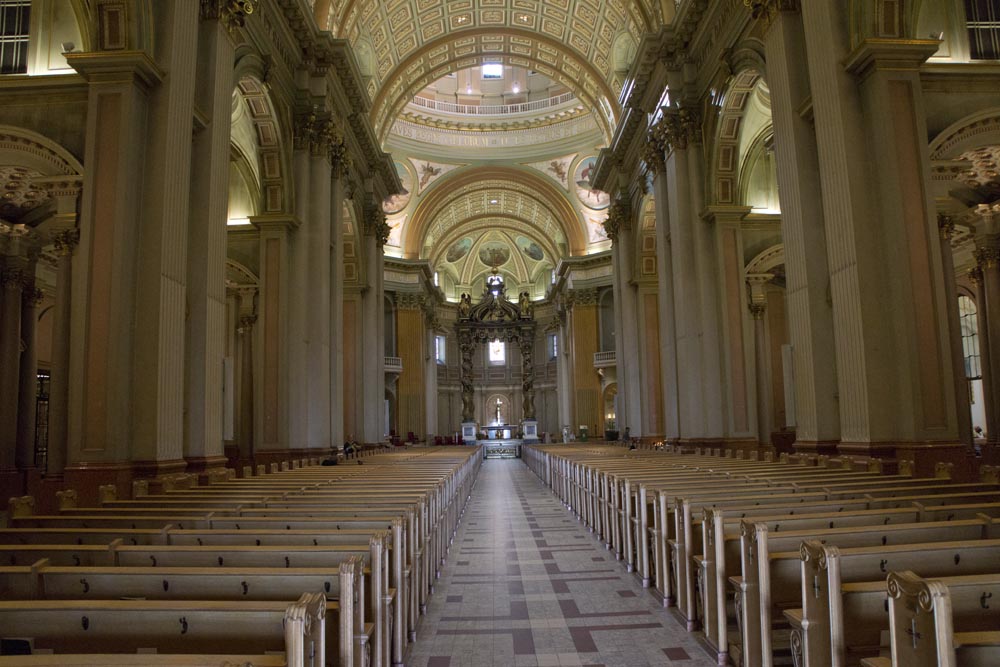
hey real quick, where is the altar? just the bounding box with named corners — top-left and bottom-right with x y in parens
top-left (480, 439), bottom-right (521, 459)
top-left (485, 426), bottom-right (514, 439)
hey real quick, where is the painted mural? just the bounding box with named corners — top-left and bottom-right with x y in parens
top-left (446, 237), bottom-right (473, 263)
top-left (382, 160), bottom-right (413, 214)
top-left (574, 156), bottom-right (610, 210)
top-left (516, 235), bottom-right (544, 262)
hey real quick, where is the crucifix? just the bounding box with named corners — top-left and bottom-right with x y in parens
top-left (494, 396), bottom-right (503, 425)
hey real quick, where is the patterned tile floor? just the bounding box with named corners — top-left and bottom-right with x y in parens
top-left (403, 458), bottom-right (716, 667)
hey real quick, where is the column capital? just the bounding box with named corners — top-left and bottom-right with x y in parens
top-left (238, 314), bottom-right (257, 333)
top-left (363, 200), bottom-right (391, 246)
top-left (394, 292), bottom-right (425, 310)
top-left (744, 0), bottom-right (799, 28)
top-left (1, 268), bottom-right (27, 291)
top-left (968, 266), bottom-right (984, 286)
top-left (974, 244), bottom-right (1000, 271)
top-left (603, 194), bottom-right (631, 243)
top-left (749, 302), bottom-right (767, 320)
top-left (200, 0), bottom-right (256, 31)
top-left (651, 106), bottom-right (701, 153)
top-left (52, 228), bottom-right (80, 256)
top-left (937, 213), bottom-right (956, 240)
top-left (641, 135), bottom-right (665, 174)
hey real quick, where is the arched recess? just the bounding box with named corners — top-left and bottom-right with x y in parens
top-left (404, 166), bottom-right (587, 258)
top-left (231, 55), bottom-right (292, 216)
top-left (710, 66), bottom-right (769, 206)
top-left (746, 244), bottom-right (784, 275)
top-left (929, 108), bottom-right (1000, 160)
top-left (369, 32), bottom-right (621, 146)
top-left (0, 125), bottom-right (84, 222)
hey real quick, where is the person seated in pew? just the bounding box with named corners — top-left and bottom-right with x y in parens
top-left (322, 449), bottom-right (339, 466)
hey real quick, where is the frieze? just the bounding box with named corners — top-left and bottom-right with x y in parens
top-left (200, 0), bottom-right (256, 32)
top-left (394, 292), bottom-right (425, 310)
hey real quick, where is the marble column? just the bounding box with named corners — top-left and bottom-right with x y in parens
top-left (969, 267), bottom-right (997, 442)
top-left (938, 216), bottom-right (973, 446)
top-left (656, 111), bottom-right (702, 442)
top-left (555, 308), bottom-right (573, 435)
top-left (361, 204), bottom-right (388, 443)
top-left (706, 206), bottom-right (755, 447)
top-left (329, 156), bottom-right (347, 450)
top-left (306, 119), bottom-right (332, 450)
top-left (0, 268), bottom-right (25, 470)
top-left (975, 239), bottom-right (1000, 445)
top-left (424, 317), bottom-right (439, 442)
top-left (237, 288), bottom-right (257, 463)
top-left (15, 284), bottom-right (43, 469)
top-left (763, 4), bottom-right (840, 450)
top-left (184, 4), bottom-right (237, 471)
top-left (747, 275), bottom-right (774, 446)
top-left (645, 142), bottom-right (681, 442)
top-left (688, 116), bottom-right (726, 444)
top-left (128, 1), bottom-right (200, 470)
top-left (253, 216), bottom-right (296, 453)
top-left (607, 199), bottom-right (642, 436)
top-left (287, 113), bottom-right (312, 451)
top-left (47, 229), bottom-right (78, 475)
top-left (803, 2), bottom-right (959, 449)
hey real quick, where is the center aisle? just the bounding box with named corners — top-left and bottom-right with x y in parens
top-left (405, 458), bottom-right (715, 666)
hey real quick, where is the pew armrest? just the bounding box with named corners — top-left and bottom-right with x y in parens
top-left (783, 608), bottom-right (803, 631)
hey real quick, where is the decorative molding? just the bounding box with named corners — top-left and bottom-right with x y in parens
top-left (200, 0), bottom-right (257, 32)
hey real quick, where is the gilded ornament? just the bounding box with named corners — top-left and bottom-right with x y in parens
top-left (641, 137), bottom-right (665, 174)
top-left (975, 245), bottom-right (1000, 270)
top-left (748, 302), bottom-right (766, 320)
top-left (52, 229), bottom-right (80, 256)
top-left (937, 213), bottom-right (955, 239)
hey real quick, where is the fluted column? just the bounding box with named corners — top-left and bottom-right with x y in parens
top-left (605, 197), bottom-right (642, 436)
top-left (330, 152), bottom-right (347, 449)
top-left (306, 118), bottom-right (333, 450)
top-left (15, 284), bottom-right (43, 469)
top-left (802, 1), bottom-right (958, 449)
top-left (237, 287), bottom-right (257, 463)
top-left (287, 112), bottom-right (312, 451)
top-left (976, 239), bottom-right (1000, 445)
top-left (644, 140), bottom-right (680, 442)
top-left (0, 268), bottom-right (25, 470)
top-left (184, 2), bottom-right (238, 469)
top-left (939, 216), bottom-right (973, 446)
top-left (424, 313), bottom-right (439, 442)
top-left (762, 2), bottom-right (840, 449)
top-left (128, 1), bottom-right (200, 469)
top-left (747, 275), bottom-right (774, 446)
top-left (655, 110), bottom-right (702, 442)
top-left (969, 267), bottom-right (997, 443)
top-left (555, 307), bottom-right (573, 435)
top-left (361, 202), bottom-right (388, 443)
top-left (47, 229), bottom-right (78, 475)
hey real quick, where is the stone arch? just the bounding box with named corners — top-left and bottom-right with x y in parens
top-left (929, 108), bottom-right (1000, 160)
top-left (745, 244), bottom-right (784, 274)
top-left (0, 126), bottom-right (83, 222)
top-left (404, 166), bottom-right (587, 258)
top-left (232, 55), bottom-right (292, 216)
top-left (711, 67), bottom-right (767, 206)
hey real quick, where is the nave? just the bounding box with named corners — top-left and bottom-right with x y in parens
top-left (406, 459), bottom-right (712, 667)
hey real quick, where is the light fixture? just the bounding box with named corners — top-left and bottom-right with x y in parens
top-left (466, 84), bottom-right (472, 94)
top-left (489, 198), bottom-right (499, 204)
top-left (512, 83), bottom-right (520, 93)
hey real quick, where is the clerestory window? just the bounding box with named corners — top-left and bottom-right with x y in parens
top-left (0, 0), bottom-right (30, 75)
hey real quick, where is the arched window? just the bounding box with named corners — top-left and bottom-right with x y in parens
top-left (965, 0), bottom-right (1000, 60)
top-left (488, 339), bottom-right (505, 364)
top-left (959, 295), bottom-right (981, 379)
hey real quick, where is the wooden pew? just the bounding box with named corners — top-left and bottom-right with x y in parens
top-left (0, 655), bottom-right (287, 666)
top-left (0, 556), bottom-right (366, 667)
top-left (729, 517), bottom-right (1000, 667)
top-left (795, 543), bottom-right (1000, 667)
top-left (885, 571), bottom-right (1000, 667)
top-left (0, 593), bottom-right (329, 667)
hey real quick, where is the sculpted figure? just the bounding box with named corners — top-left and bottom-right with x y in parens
top-left (458, 293), bottom-right (472, 319)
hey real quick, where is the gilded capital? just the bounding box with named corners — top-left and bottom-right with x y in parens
top-left (744, 0), bottom-right (799, 28)
top-left (641, 136), bottom-right (665, 174)
top-left (937, 213), bottom-right (955, 240)
top-left (200, 0), bottom-right (256, 31)
top-left (603, 197), bottom-right (630, 243)
top-left (395, 292), bottom-right (425, 310)
top-left (974, 245), bottom-right (1000, 270)
top-left (52, 228), bottom-right (80, 256)
top-left (238, 314), bottom-right (257, 333)
top-left (364, 202), bottom-right (391, 246)
top-left (749, 302), bottom-right (766, 320)
top-left (968, 266), bottom-right (983, 286)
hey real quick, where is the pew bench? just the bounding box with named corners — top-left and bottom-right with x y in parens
top-left (0, 594), bottom-right (331, 667)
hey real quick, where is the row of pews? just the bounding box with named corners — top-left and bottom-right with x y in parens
top-left (0, 447), bottom-right (481, 667)
top-left (523, 444), bottom-right (1000, 667)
